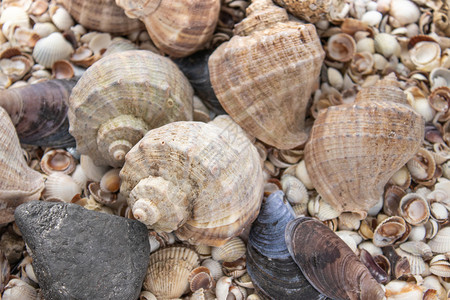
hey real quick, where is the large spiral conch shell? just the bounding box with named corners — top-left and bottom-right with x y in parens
top-left (57, 0), bottom-right (143, 34)
top-left (305, 74), bottom-right (425, 218)
top-left (120, 115), bottom-right (264, 246)
top-left (208, 0), bottom-right (325, 149)
top-left (0, 106), bottom-right (44, 224)
top-left (285, 217), bottom-right (385, 300)
top-left (0, 79), bottom-right (77, 148)
top-left (68, 50), bottom-right (194, 167)
top-left (115, 0), bottom-right (220, 57)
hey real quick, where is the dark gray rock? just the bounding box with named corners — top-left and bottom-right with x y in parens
top-left (14, 201), bottom-right (150, 300)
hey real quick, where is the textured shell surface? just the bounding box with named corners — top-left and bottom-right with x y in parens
top-left (120, 115), bottom-right (264, 246)
top-left (209, 0), bottom-right (325, 150)
top-left (273, 0), bottom-right (332, 22)
top-left (57, 0), bottom-right (143, 34)
top-left (285, 217), bottom-right (385, 300)
top-left (0, 106), bottom-right (44, 224)
top-left (68, 50), bottom-right (194, 167)
top-left (305, 74), bottom-right (425, 217)
top-left (116, 0), bottom-right (220, 57)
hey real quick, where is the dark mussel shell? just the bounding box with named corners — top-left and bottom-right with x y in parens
top-left (247, 191), bottom-right (324, 300)
top-left (172, 50), bottom-right (225, 114)
top-left (0, 79), bottom-right (77, 147)
top-left (285, 217), bottom-right (385, 300)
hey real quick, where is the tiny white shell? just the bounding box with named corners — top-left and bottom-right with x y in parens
top-left (361, 11), bottom-right (382, 26)
top-left (33, 22), bottom-right (58, 38)
top-left (32, 32), bottom-right (74, 68)
top-left (374, 33), bottom-right (401, 58)
top-left (389, 0), bottom-right (420, 26)
top-left (50, 6), bottom-right (74, 31)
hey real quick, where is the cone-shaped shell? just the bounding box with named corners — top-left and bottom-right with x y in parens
top-left (209, 0), bottom-right (325, 149)
top-left (116, 0), bottom-right (220, 57)
top-left (68, 50), bottom-right (194, 168)
top-left (285, 217), bottom-right (385, 300)
top-left (0, 79), bottom-right (77, 148)
top-left (0, 107), bottom-right (44, 224)
top-left (305, 74), bottom-right (425, 217)
top-left (120, 115), bottom-right (264, 246)
top-left (57, 0), bottom-right (143, 34)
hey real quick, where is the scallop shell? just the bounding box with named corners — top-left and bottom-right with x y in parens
top-left (32, 32), bottom-right (74, 68)
top-left (305, 74), bottom-right (425, 218)
top-left (396, 248), bottom-right (426, 276)
top-left (285, 217), bottom-right (385, 300)
top-left (68, 50), bottom-right (194, 168)
top-left (57, 0), bottom-right (143, 34)
top-left (120, 115), bottom-right (264, 246)
top-left (428, 227), bottom-right (450, 254)
top-left (143, 246), bottom-right (200, 299)
top-left (0, 106), bottom-right (44, 224)
top-left (211, 237), bottom-right (246, 263)
top-left (43, 172), bottom-right (82, 202)
top-left (201, 259), bottom-right (223, 281)
top-left (209, 0), bottom-right (325, 149)
top-left (116, 0), bottom-right (220, 57)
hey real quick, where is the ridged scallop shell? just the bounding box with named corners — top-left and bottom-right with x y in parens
top-left (32, 32), bottom-right (74, 68)
top-left (305, 74), bottom-right (425, 218)
top-left (209, 0), bottom-right (325, 149)
top-left (143, 246), bottom-right (200, 299)
top-left (68, 50), bottom-right (194, 168)
top-left (43, 172), bottom-right (81, 203)
top-left (57, 0), bottom-right (143, 34)
top-left (120, 115), bottom-right (264, 246)
top-left (211, 237), bottom-right (246, 263)
top-left (116, 0), bottom-right (220, 57)
top-left (201, 259), bottom-right (223, 281)
top-left (428, 227), bottom-right (450, 254)
top-left (0, 106), bottom-right (44, 224)
top-left (285, 217), bottom-right (385, 300)
top-left (396, 248), bottom-right (426, 276)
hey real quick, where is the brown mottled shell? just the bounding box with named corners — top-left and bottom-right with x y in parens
top-left (273, 0), bottom-right (332, 23)
top-left (0, 107), bottom-right (44, 224)
top-left (115, 0), bottom-right (220, 57)
top-left (57, 0), bottom-right (143, 34)
top-left (68, 50), bottom-right (194, 168)
top-left (285, 217), bottom-right (385, 300)
top-left (305, 74), bottom-right (425, 218)
top-left (209, 0), bottom-right (325, 149)
top-left (120, 115), bottom-right (264, 246)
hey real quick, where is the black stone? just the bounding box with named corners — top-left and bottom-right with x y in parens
top-left (14, 201), bottom-right (150, 300)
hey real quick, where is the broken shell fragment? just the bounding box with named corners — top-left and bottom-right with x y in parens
top-left (327, 33), bottom-right (356, 62)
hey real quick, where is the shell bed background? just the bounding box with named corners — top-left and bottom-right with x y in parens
top-left (0, 0), bottom-right (450, 299)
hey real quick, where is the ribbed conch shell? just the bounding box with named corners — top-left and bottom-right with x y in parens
top-left (305, 74), bottom-right (425, 218)
top-left (68, 50), bottom-right (194, 168)
top-left (56, 0), bottom-right (143, 34)
top-left (115, 0), bottom-right (220, 57)
top-left (0, 79), bottom-right (77, 148)
top-left (208, 0), bottom-right (325, 150)
top-left (0, 106), bottom-right (44, 224)
top-left (285, 217), bottom-right (385, 300)
top-left (120, 115), bottom-right (264, 246)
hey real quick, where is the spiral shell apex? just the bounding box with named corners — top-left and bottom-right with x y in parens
top-left (68, 50), bottom-right (194, 167)
top-left (305, 74), bottom-right (425, 218)
top-left (120, 115), bottom-right (264, 246)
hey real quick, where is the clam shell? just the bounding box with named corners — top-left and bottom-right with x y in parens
top-left (50, 6), bottom-right (74, 31)
top-left (399, 193), bottom-right (430, 225)
top-left (143, 246), bottom-right (200, 299)
top-left (280, 175), bottom-right (308, 205)
top-left (429, 255), bottom-right (450, 277)
top-left (409, 41), bottom-right (441, 72)
top-left (100, 168), bottom-right (121, 193)
top-left (32, 32), bottom-right (74, 68)
top-left (285, 217), bottom-right (385, 300)
top-left (373, 216), bottom-right (408, 247)
top-left (40, 149), bottom-right (76, 175)
top-left (305, 74), bottom-right (425, 217)
top-left (68, 50), bottom-right (194, 167)
top-left (428, 227), bottom-right (450, 253)
top-left (359, 249), bottom-right (389, 284)
top-left (211, 237), bottom-right (246, 263)
top-left (399, 241), bottom-right (432, 259)
top-left (209, 0), bottom-right (325, 149)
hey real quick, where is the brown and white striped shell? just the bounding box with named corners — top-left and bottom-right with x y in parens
top-left (68, 50), bottom-right (194, 168)
top-left (305, 74), bottom-right (425, 218)
top-left (120, 115), bottom-right (264, 246)
top-left (57, 0), bottom-right (143, 34)
top-left (209, 0), bottom-right (325, 149)
top-left (115, 0), bottom-right (220, 57)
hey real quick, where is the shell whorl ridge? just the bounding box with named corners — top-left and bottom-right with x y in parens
top-left (305, 74), bottom-right (425, 218)
top-left (209, 0), bottom-right (325, 149)
top-left (68, 50), bottom-right (194, 168)
top-left (120, 116), bottom-right (264, 246)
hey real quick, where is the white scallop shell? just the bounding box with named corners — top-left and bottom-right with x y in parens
top-left (428, 227), bottom-right (450, 253)
top-left (201, 258), bottom-right (223, 281)
top-left (32, 32), bottom-right (74, 68)
top-left (43, 172), bottom-right (82, 202)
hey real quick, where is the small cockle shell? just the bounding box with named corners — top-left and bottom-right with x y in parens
top-left (409, 41), bottom-right (441, 72)
top-left (396, 248), bottom-right (426, 276)
top-left (389, 0), bottom-right (420, 26)
top-left (49, 5), bottom-right (74, 31)
top-left (429, 255), bottom-right (450, 278)
top-left (373, 216), bottom-right (408, 247)
top-left (0, 106), bottom-right (44, 224)
top-left (40, 149), bottom-right (77, 175)
top-left (280, 175), bottom-right (308, 205)
top-left (43, 172), bottom-right (81, 203)
top-left (68, 50), bottom-right (194, 167)
top-left (143, 246), bottom-right (200, 299)
top-left (326, 33), bottom-right (356, 62)
top-left (32, 32), bottom-right (74, 68)
top-left (57, 0), bottom-right (143, 34)
top-left (305, 74), bottom-right (425, 218)
top-left (374, 33), bottom-right (401, 58)
top-left (285, 217), bottom-right (385, 300)
top-left (211, 237), bottom-right (246, 263)
top-left (429, 68), bottom-right (450, 90)
top-left (120, 115), bottom-right (264, 246)
top-left (0, 78), bottom-right (77, 148)
top-left (398, 193), bottom-right (430, 225)
top-left (116, 0), bottom-right (220, 57)
top-left (209, 0), bottom-right (325, 149)
top-left (428, 227), bottom-right (450, 254)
